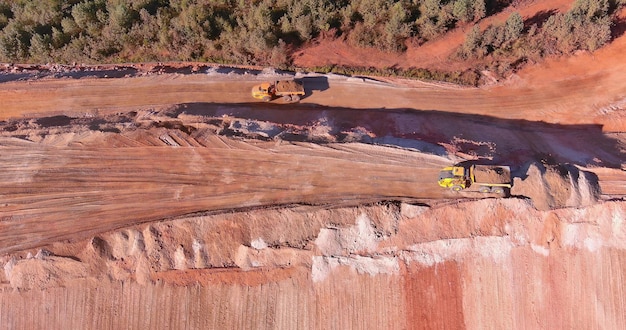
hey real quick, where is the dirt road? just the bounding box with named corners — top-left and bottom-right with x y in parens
top-left (1, 69), bottom-right (625, 130)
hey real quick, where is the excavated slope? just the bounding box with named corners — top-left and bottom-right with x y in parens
top-left (0, 107), bottom-right (623, 328)
top-left (1, 198), bottom-right (625, 328)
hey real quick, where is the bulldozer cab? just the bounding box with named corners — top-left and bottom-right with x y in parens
top-left (437, 166), bottom-right (468, 189)
top-left (251, 82), bottom-right (273, 100)
top-left (257, 82), bottom-right (271, 93)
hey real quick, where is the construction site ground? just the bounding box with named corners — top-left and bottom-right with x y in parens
top-left (0, 5), bottom-right (626, 328)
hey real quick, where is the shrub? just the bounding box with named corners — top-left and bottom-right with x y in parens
top-left (28, 32), bottom-right (52, 62)
top-left (472, 0), bottom-right (486, 21)
top-left (504, 12), bottom-right (523, 41)
top-left (347, 21), bottom-right (379, 48)
top-left (308, 64), bottom-right (480, 86)
top-left (71, 0), bottom-right (107, 36)
top-left (457, 24), bottom-right (483, 59)
top-left (0, 21), bottom-right (32, 61)
top-left (453, 0), bottom-right (472, 23)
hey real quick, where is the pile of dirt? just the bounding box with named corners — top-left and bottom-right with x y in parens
top-left (512, 160), bottom-right (601, 210)
top-left (3, 252), bottom-right (90, 290)
top-left (473, 165), bottom-right (511, 184)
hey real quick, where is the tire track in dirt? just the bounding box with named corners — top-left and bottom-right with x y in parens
top-left (0, 64), bottom-right (625, 131)
top-left (0, 137), bottom-right (450, 254)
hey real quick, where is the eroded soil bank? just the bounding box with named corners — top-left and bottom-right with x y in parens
top-left (1, 198), bottom-right (625, 329)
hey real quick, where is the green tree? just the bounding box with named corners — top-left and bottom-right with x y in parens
top-left (0, 21), bottom-right (32, 60)
top-left (9, 0), bottom-right (63, 26)
top-left (542, 0), bottom-right (613, 54)
top-left (453, 0), bottom-right (472, 23)
top-left (382, 2), bottom-right (412, 51)
top-left (29, 32), bottom-right (52, 62)
top-left (504, 12), bottom-right (523, 42)
top-left (459, 24), bottom-right (482, 58)
top-left (71, 0), bottom-right (107, 36)
top-left (481, 24), bottom-right (505, 51)
top-left (61, 17), bottom-right (80, 36)
top-left (571, 0), bottom-right (609, 20)
top-left (422, 0), bottom-right (441, 18)
top-left (472, 0), bottom-right (486, 21)
top-left (416, 0), bottom-right (455, 40)
top-left (0, 3), bottom-right (11, 29)
top-left (108, 3), bottom-right (138, 32)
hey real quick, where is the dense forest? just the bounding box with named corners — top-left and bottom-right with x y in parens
top-left (0, 0), bottom-right (624, 79)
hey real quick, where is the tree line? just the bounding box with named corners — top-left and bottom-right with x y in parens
top-left (456, 0), bottom-right (624, 75)
top-left (0, 0), bottom-right (515, 65)
top-left (0, 0), bottom-right (623, 81)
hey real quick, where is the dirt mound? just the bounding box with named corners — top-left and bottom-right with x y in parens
top-left (2, 252), bottom-right (90, 290)
top-left (474, 165), bottom-right (511, 184)
top-left (513, 160), bottom-right (601, 210)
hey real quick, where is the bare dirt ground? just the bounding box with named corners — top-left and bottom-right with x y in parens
top-left (0, 1), bottom-right (625, 328)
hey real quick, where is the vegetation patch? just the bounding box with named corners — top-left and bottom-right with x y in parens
top-left (0, 0), bottom-right (623, 83)
top-left (308, 64), bottom-right (480, 86)
top-left (455, 0), bottom-right (625, 76)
